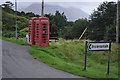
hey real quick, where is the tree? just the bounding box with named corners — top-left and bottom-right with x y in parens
top-left (71, 19), bottom-right (88, 39)
top-left (61, 19), bottom-right (88, 39)
top-left (1, 1), bottom-right (14, 14)
top-left (104, 24), bottom-right (116, 41)
top-left (54, 11), bottom-right (67, 37)
top-left (45, 11), bottom-right (67, 38)
top-left (21, 11), bottom-right (25, 16)
top-left (61, 25), bottom-right (73, 39)
top-left (88, 1), bottom-right (117, 41)
top-left (2, 1), bottom-right (13, 9)
top-left (2, 10), bottom-right (28, 38)
top-left (25, 12), bottom-right (36, 18)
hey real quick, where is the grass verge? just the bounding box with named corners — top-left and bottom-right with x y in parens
top-left (2, 37), bottom-right (119, 79)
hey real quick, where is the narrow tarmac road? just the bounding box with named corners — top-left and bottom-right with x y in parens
top-left (2, 40), bottom-right (90, 79)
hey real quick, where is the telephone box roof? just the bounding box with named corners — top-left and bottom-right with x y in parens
top-left (29, 17), bottom-right (38, 20)
top-left (29, 17), bottom-right (49, 20)
top-left (38, 17), bottom-right (49, 20)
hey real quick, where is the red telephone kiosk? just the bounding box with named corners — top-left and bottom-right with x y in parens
top-left (28, 17), bottom-right (38, 44)
top-left (28, 17), bottom-right (50, 46)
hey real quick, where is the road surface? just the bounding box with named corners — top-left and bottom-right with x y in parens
top-left (2, 40), bottom-right (90, 79)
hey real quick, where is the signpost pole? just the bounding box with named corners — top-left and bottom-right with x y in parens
top-left (107, 51), bottom-right (111, 75)
top-left (107, 42), bottom-right (111, 75)
top-left (84, 41), bottom-right (87, 71)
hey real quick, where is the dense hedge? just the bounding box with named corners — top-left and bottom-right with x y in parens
top-left (2, 10), bottom-right (28, 38)
top-left (2, 31), bottom-right (26, 38)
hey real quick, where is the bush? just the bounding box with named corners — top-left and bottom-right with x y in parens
top-left (2, 31), bottom-right (15, 38)
top-left (18, 32), bottom-right (27, 38)
top-left (2, 31), bottom-right (27, 38)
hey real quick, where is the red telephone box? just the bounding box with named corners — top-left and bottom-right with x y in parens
top-left (28, 17), bottom-right (50, 46)
top-left (28, 17), bottom-right (38, 44)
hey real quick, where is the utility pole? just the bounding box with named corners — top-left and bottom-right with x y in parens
top-left (15, 0), bottom-right (18, 40)
top-left (41, 0), bottom-right (44, 17)
top-left (116, 0), bottom-right (119, 43)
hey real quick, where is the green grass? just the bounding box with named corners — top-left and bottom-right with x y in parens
top-left (2, 37), bottom-right (119, 79)
top-left (2, 37), bottom-right (30, 46)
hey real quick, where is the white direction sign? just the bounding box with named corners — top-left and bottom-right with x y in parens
top-left (87, 42), bottom-right (111, 51)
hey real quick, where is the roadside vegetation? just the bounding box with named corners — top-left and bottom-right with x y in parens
top-left (1, 1), bottom-right (120, 79)
top-left (2, 37), bottom-right (119, 79)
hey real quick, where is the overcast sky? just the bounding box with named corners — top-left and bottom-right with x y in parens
top-left (0, 0), bottom-right (117, 14)
top-left (0, 0), bottom-right (117, 2)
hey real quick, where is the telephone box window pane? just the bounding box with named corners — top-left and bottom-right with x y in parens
top-left (35, 24), bottom-right (39, 27)
top-left (35, 20), bottom-right (40, 22)
top-left (29, 24), bottom-right (32, 27)
top-left (41, 20), bottom-right (48, 21)
top-left (42, 23), bottom-right (48, 28)
top-left (29, 20), bottom-right (32, 22)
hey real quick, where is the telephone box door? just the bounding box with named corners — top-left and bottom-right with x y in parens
top-left (34, 20), bottom-right (40, 45)
top-left (40, 20), bottom-right (50, 46)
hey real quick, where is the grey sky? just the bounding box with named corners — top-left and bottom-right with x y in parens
top-left (45, 2), bottom-right (101, 14)
top-left (0, 0), bottom-right (117, 2)
top-left (0, 0), bottom-right (117, 14)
